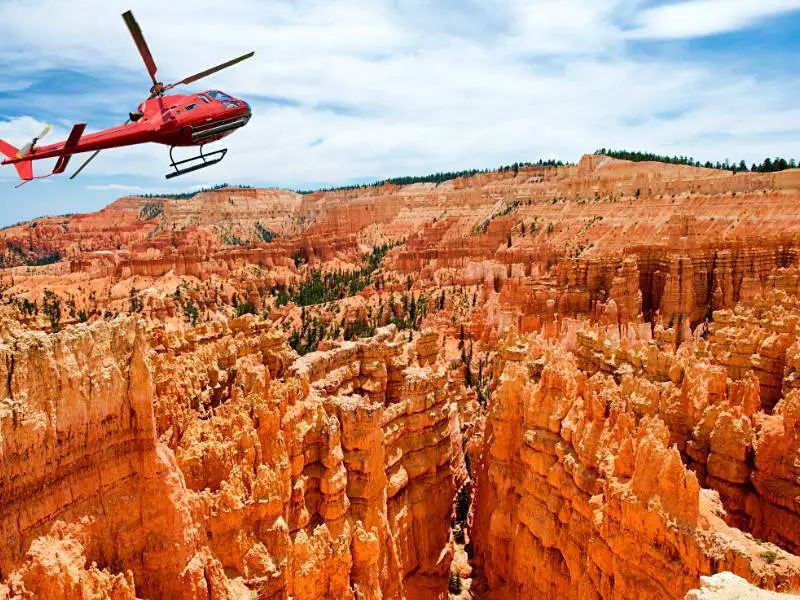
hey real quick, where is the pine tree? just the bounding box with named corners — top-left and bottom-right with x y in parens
top-left (43, 290), bottom-right (61, 333)
top-left (129, 287), bottom-right (143, 313)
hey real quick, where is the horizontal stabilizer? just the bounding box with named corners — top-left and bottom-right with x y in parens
top-left (53, 155), bottom-right (71, 175)
top-left (64, 123), bottom-right (87, 148)
top-left (53, 123), bottom-right (87, 174)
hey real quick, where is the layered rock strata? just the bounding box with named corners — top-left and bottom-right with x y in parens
top-left (2, 156), bottom-right (800, 599)
top-left (472, 338), bottom-right (800, 599)
top-left (0, 318), bottom-right (229, 599)
top-left (0, 318), bottom-right (464, 599)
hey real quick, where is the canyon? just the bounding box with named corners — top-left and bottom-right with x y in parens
top-left (1, 154), bottom-right (800, 599)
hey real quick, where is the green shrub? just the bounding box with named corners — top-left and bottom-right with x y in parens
top-left (236, 301), bottom-right (257, 317)
top-left (31, 251), bottom-right (61, 266)
top-left (183, 299), bottom-right (199, 326)
top-left (255, 223), bottom-right (277, 242)
top-left (294, 160), bottom-right (567, 194)
top-left (129, 287), bottom-right (143, 313)
top-left (43, 290), bottom-right (61, 332)
top-left (16, 297), bottom-right (37, 316)
top-left (138, 201), bottom-right (163, 220)
top-left (448, 572), bottom-right (462, 594)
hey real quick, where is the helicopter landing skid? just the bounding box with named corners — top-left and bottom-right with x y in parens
top-left (165, 145), bottom-right (227, 179)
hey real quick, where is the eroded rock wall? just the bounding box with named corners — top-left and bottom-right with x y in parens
top-left (3, 157), bottom-right (800, 599)
top-left (0, 318), bottom-right (229, 599)
top-left (0, 317), bottom-right (464, 599)
top-left (471, 338), bottom-right (800, 599)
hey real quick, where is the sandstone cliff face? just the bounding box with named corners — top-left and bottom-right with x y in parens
top-left (471, 340), bottom-right (800, 599)
top-left (0, 318), bottom-right (229, 600)
top-left (5, 158), bottom-right (800, 336)
top-left (0, 317), bottom-right (464, 599)
top-left (3, 157), bottom-right (800, 599)
top-left (0, 187), bottom-right (304, 268)
top-left (154, 319), bottom-right (465, 598)
top-left (562, 293), bottom-right (800, 559)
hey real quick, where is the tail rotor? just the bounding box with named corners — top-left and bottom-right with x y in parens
top-left (16, 124), bottom-right (52, 158)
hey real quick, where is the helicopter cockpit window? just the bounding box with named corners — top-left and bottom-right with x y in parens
top-left (198, 95), bottom-right (211, 103)
top-left (184, 104), bottom-right (199, 111)
top-left (206, 90), bottom-right (234, 102)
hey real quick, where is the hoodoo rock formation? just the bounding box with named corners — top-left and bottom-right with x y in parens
top-left (471, 338), bottom-right (800, 598)
top-left (2, 155), bottom-right (800, 598)
top-left (0, 316), bottom-right (465, 599)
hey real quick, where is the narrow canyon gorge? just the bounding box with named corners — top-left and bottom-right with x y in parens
top-left (2, 154), bottom-right (800, 599)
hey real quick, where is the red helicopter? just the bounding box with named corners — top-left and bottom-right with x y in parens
top-left (0, 10), bottom-right (254, 185)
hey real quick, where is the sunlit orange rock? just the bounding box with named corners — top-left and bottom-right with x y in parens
top-left (2, 157), bottom-right (800, 598)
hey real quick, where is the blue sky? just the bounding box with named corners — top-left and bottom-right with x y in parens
top-left (1, 0), bottom-right (799, 226)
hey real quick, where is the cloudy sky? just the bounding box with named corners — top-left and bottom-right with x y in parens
top-left (1, 0), bottom-right (799, 225)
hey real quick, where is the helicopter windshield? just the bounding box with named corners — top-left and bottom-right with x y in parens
top-left (206, 90), bottom-right (234, 102)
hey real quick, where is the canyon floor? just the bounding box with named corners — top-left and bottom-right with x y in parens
top-left (1, 154), bottom-right (800, 599)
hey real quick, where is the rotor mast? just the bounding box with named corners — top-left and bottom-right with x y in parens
top-left (122, 10), bottom-right (254, 100)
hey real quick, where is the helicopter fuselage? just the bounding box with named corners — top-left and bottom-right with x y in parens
top-left (0, 89), bottom-right (251, 165)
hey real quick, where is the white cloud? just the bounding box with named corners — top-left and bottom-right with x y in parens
top-left (628, 0), bottom-right (800, 40)
top-left (0, 116), bottom-right (67, 148)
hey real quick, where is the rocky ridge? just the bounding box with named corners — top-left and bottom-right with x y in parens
top-left (0, 315), bottom-right (464, 599)
top-left (2, 155), bottom-right (800, 598)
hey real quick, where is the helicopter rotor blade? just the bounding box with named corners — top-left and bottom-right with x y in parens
top-left (37, 124), bottom-right (52, 140)
top-left (122, 10), bottom-right (159, 87)
top-left (17, 143), bottom-right (33, 158)
top-left (162, 51), bottom-right (254, 92)
top-left (16, 124), bottom-right (52, 158)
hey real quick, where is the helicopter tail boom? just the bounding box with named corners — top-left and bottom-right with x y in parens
top-left (0, 139), bottom-right (33, 181)
top-left (1, 123), bottom-right (86, 185)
